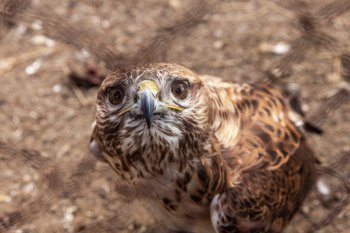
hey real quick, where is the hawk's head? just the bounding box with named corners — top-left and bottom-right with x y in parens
top-left (90, 63), bottom-right (213, 174)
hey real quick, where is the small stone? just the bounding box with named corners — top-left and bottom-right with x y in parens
top-left (12, 129), bottom-right (23, 141)
top-left (259, 42), bottom-right (273, 53)
top-left (31, 20), bottom-right (43, 31)
top-left (64, 109), bottom-right (76, 120)
top-left (52, 84), bottom-right (62, 93)
top-left (213, 40), bottom-right (224, 50)
top-left (327, 72), bottom-right (341, 83)
top-left (25, 59), bottom-right (42, 76)
top-left (301, 103), bottom-right (310, 113)
top-left (317, 179), bottom-right (331, 196)
top-left (286, 83), bottom-right (301, 96)
top-left (29, 111), bottom-right (39, 119)
top-left (14, 24), bottom-right (27, 39)
top-left (31, 35), bottom-right (56, 47)
top-left (301, 205), bottom-right (310, 214)
top-left (23, 174), bottom-right (31, 182)
top-left (259, 42), bottom-right (290, 55)
top-left (63, 206), bottom-right (78, 231)
top-left (169, 0), bottom-right (182, 9)
top-left (273, 42), bottom-right (290, 55)
top-left (0, 193), bottom-right (12, 203)
top-left (64, 206), bottom-right (77, 222)
top-left (23, 183), bottom-right (35, 193)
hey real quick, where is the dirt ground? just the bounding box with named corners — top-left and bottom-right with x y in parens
top-left (0, 0), bottom-right (349, 232)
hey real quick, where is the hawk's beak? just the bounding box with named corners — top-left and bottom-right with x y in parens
top-left (138, 80), bottom-right (160, 129)
top-left (140, 89), bottom-right (155, 129)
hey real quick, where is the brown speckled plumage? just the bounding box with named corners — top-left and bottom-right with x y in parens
top-left (90, 63), bottom-right (317, 233)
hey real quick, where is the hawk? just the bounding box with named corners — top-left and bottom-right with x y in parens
top-left (90, 63), bottom-right (317, 233)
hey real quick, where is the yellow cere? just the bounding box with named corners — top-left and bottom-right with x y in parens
top-left (117, 106), bottom-right (132, 117)
top-left (166, 104), bottom-right (184, 111)
top-left (138, 80), bottom-right (160, 96)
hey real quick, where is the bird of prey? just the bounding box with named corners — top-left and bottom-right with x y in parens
top-left (90, 63), bottom-right (317, 233)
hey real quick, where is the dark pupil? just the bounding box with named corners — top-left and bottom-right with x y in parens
top-left (172, 82), bottom-right (188, 99)
top-left (115, 89), bottom-right (123, 100)
top-left (109, 87), bottom-right (124, 104)
top-left (175, 85), bottom-right (184, 94)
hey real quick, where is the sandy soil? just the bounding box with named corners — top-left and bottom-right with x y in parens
top-left (0, 0), bottom-right (349, 232)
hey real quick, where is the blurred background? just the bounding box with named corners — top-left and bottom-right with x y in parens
top-left (0, 0), bottom-right (349, 232)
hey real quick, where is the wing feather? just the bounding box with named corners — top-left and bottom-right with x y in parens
top-left (202, 76), bottom-right (317, 232)
top-left (203, 76), bottom-right (302, 172)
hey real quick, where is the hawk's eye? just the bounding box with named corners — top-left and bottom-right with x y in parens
top-left (171, 81), bottom-right (188, 99)
top-left (108, 87), bottom-right (125, 105)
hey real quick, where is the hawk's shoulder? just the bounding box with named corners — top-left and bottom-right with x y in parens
top-left (201, 75), bottom-right (303, 172)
